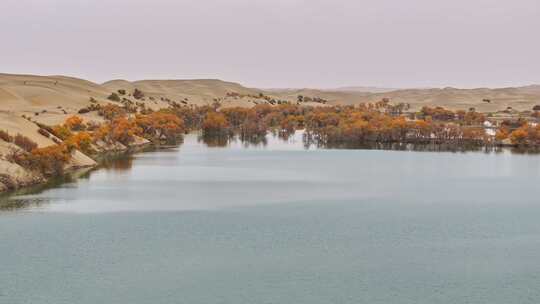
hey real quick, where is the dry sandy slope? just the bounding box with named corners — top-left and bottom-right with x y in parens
top-left (103, 79), bottom-right (285, 108)
top-left (4, 73), bottom-right (538, 116)
top-left (0, 111), bottom-right (96, 192)
top-left (104, 79), bottom-right (256, 100)
top-left (0, 112), bottom-right (96, 164)
top-left (0, 74), bottom-right (277, 126)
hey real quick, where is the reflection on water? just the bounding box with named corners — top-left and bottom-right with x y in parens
top-left (276, 130), bottom-right (295, 141)
top-left (0, 155), bottom-right (135, 211)
top-left (198, 134), bottom-right (232, 147)
top-left (301, 132), bottom-right (540, 154)
top-left (0, 196), bottom-right (50, 211)
top-left (99, 154), bottom-right (135, 171)
top-left (1, 130), bottom-right (539, 212)
top-left (305, 139), bottom-right (505, 154)
top-left (0, 175), bottom-right (75, 211)
top-left (198, 133), bottom-right (269, 148)
top-left (238, 135), bottom-right (268, 148)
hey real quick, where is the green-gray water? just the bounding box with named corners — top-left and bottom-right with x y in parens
top-left (1, 133), bottom-right (540, 303)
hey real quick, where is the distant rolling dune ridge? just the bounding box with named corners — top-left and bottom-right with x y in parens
top-left (2, 73), bottom-right (539, 117)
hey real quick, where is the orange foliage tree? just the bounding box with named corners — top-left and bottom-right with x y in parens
top-left (202, 112), bottom-right (230, 136)
top-left (14, 134), bottom-right (38, 152)
top-left (10, 144), bottom-right (71, 176)
top-left (64, 115), bottom-right (84, 131)
top-left (110, 117), bottom-right (141, 145)
top-left (52, 125), bottom-right (73, 140)
top-left (64, 131), bottom-right (94, 154)
top-left (98, 104), bottom-right (126, 120)
top-left (510, 126), bottom-right (529, 146)
top-left (136, 112), bottom-right (185, 143)
top-left (509, 125), bottom-right (540, 146)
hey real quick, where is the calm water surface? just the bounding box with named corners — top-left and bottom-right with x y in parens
top-left (1, 133), bottom-right (540, 303)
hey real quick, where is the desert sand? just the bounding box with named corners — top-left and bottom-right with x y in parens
top-left (3, 73), bottom-right (539, 119)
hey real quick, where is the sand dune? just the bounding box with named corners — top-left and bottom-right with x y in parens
top-left (340, 86), bottom-right (540, 112)
top-left (3, 73), bottom-right (538, 118)
top-left (0, 73), bottom-right (111, 123)
top-left (333, 86), bottom-right (398, 93)
top-left (273, 86), bottom-right (540, 112)
top-left (103, 78), bottom-right (262, 106)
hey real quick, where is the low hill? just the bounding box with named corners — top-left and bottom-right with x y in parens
top-left (269, 86), bottom-right (540, 112)
top-left (102, 78), bottom-right (264, 107)
top-left (1, 73), bottom-right (540, 122)
top-left (333, 86), bottom-right (540, 112)
top-left (333, 86), bottom-right (398, 93)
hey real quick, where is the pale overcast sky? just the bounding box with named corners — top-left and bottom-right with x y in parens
top-left (1, 0), bottom-right (539, 88)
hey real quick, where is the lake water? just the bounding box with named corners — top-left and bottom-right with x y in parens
top-left (2, 132), bottom-right (540, 303)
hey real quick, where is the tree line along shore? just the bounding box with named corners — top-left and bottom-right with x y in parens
top-left (1, 87), bottom-right (540, 193)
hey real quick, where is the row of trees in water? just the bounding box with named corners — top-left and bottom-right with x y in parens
top-left (5, 102), bottom-right (540, 177)
top-left (194, 103), bottom-right (540, 147)
top-left (44, 103), bottom-right (540, 152)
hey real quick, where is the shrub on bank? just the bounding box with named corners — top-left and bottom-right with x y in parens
top-left (0, 130), bottom-right (13, 142)
top-left (133, 89), bottom-right (144, 100)
top-left (65, 131), bottom-right (94, 155)
top-left (110, 117), bottom-right (141, 145)
top-left (202, 112), bottom-right (230, 137)
top-left (38, 128), bottom-right (50, 138)
top-left (27, 145), bottom-right (71, 176)
top-left (7, 144), bottom-right (71, 177)
top-left (509, 125), bottom-right (540, 146)
top-left (107, 92), bottom-right (121, 102)
top-left (52, 125), bottom-right (73, 140)
top-left (93, 124), bottom-right (112, 144)
top-left (14, 134), bottom-right (38, 152)
top-left (65, 116), bottom-right (84, 131)
top-left (98, 104), bottom-right (126, 121)
top-left (136, 112), bottom-right (185, 144)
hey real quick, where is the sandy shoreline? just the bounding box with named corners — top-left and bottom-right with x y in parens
top-left (0, 139), bottom-right (154, 197)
